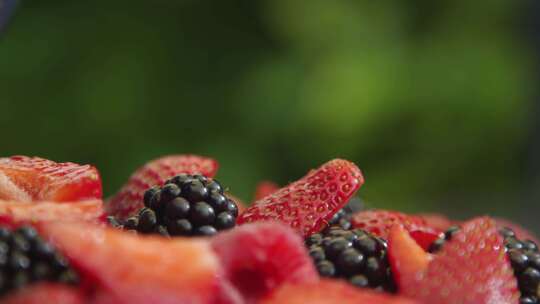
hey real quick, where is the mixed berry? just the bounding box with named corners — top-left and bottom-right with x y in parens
top-left (0, 154), bottom-right (538, 304)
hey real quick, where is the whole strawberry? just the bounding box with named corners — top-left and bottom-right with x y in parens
top-left (106, 155), bottom-right (219, 220)
top-left (238, 159), bottom-right (364, 237)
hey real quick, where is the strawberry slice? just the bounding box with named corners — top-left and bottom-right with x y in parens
top-left (404, 217), bottom-right (520, 304)
top-left (387, 225), bottom-right (431, 292)
top-left (351, 210), bottom-right (440, 242)
top-left (238, 159), bottom-right (363, 237)
top-left (0, 155), bottom-right (102, 202)
top-left (1, 283), bottom-right (85, 304)
top-left (39, 222), bottom-right (228, 304)
top-left (106, 154), bottom-right (219, 220)
top-left (253, 181), bottom-right (280, 201)
top-left (0, 200), bottom-right (105, 228)
top-left (211, 222), bottom-right (318, 303)
top-left (260, 279), bottom-right (419, 304)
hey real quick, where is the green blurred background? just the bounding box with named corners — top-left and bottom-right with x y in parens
top-left (1, 0), bottom-right (538, 232)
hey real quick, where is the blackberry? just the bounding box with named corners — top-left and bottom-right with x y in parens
top-left (430, 226), bottom-right (540, 303)
top-left (0, 225), bottom-right (78, 297)
top-left (120, 174), bottom-right (238, 237)
top-left (305, 226), bottom-right (395, 292)
top-left (327, 197), bottom-right (365, 230)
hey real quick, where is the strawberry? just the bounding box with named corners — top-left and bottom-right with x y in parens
top-left (417, 213), bottom-right (455, 231)
top-left (1, 283), bottom-right (85, 304)
top-left (351, 210), bottom-right (441, 243)
top-left (260, 279), bottom-right (419, 304)
top-left (0, 155), bottom-right (102, 202)
top-left (106, 155), bottom-right (219, 220)
top-left (403, 217), bottom-right (520, 304)
top-left (387, 225), bottom-right (431, 292)
top-left (238, 159), bottom-right (364, 237)
top-left (211, 222), bottom-right (318, 303)
top-left (253, 181), bottom-right (280, 201)
top-left (38, 222), bottom-right (229, 304)
top-left (0, 199), bottom-right (105, 228)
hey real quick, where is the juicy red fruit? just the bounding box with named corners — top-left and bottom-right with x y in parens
top-left (238, 159), bottom-right (363, 237)
top-left (211, 222), bottom-right (318, 303)
top-left (0, 155), bottom-right (102, 202)
top-left (106, 155), bottom-right (219, 220)
top-left (403, 217), bottom-right (520, 304)
top-left (1, 283), bottom-right (85, 304)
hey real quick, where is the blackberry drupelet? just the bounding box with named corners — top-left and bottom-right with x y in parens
top-left (327, 197), bottom-right (365, 230)
top-left (121, 174), bottom-right (238, 237)
top-left (430, 226), bottom-right (540, 304)
top-left (0, 225), bottom-right (78, 297)
top-left (305, 226), bottom-right (395, 292)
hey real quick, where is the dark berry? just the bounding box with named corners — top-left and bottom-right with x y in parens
top-left (306, 227), bottom-right (393, 292)
top-left (165, 197), bottom-right (191, 219)
top-left (195, 225), bottom-right (217, 236)
top-left (182, 180), bottom-right (208, 202)
top-left (127, 174), bottom-right (238, 237)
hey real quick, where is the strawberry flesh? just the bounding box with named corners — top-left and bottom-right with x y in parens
top-left (106, 155), bottom-right (219, 220)
top-left (0, 200), bottom-right (105, 228)
top-left (387, 225), bottom-right (431, 292)
top-left (1, 283), bottom-right (85, 304)
top-left (211, 222), bottom-right (318, 303)
top-left (260, 279), bottom-right (419, 304)
top-left (39, 222), bottom-right (226, 304)
top-left (0, 156), bottom-right (102, 202)
top-left (238, 159), bottom-right (363, 237)
top-left (404, 217), bottom-right (520, 304)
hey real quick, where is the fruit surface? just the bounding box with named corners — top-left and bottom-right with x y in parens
top-left (120, 174), bottom-right (238, 237)
top-left (351, 210), bottom-right (439, 240)
top-left (211, 222), bottom-right (318, 303)
top-left (0, 200), bottom-right (104, 228)
top-left (260, 279), bottom-right (419, 304)
top-left (238, 159), bottom-right (363, 237)
top-left (403, 217), bottom-right (520, 304)
top-left (387, 225), bottom-right (431, 292)
top-left (417, 213), bottom-right (454, 231)
top-left (305, 226), bottom-right (394, 291)
top-left (39, 222), bottom-right (225, 304)
top-left (0, 156), bottom-right (102, 202)
top-left (1, 283), bottom-right (84, 304)
top-left (106, 155), bottom-right (219, 220)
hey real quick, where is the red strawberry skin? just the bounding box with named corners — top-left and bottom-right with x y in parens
top-left (211, 222), bottom-right (318, 303)
top-left (253, 181), bottom-right (279, 201)
top-left (0, 155), bottom-right (102, 202)
top-left (404, 217), bottom-right (520, 304)
top-left (238, 159), bottom-right (363, 237)
top-left (0, 200), bottom-right (105, 228)
top-left (1, 283), bottom-right (85, 304)
top-left (39, 222), bottom-right (227, 304)
top-left (351, 210), bottom-right (440, 240)
top-left (106, 155), bottom-right (219, 220)
top-left (260, 279), bottom-right (419, 304)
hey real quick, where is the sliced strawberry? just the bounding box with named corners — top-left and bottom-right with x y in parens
top-left (260, 279), bottom-right (419, 304)
top-left (211, 222), bottom-right (318, 303)
top-left (39, 222), bottom-right (227, 304)
top-left (0, 200), bottom-right (105, 228)
top-left (351, 210), bottom-right (440, 242)
top-left (417, 213), bottom-right (455, 231)
top-left (0, 155), bottom-right (102, 202)
top-left (1, 283), bottom-right (85, 304)
top-left (106, 155), bottom-right (219, 220)
top-left (238, 159), bottom-right (363, 237)
top-left (253, 181), bottom-right (279, 202)
top-left (388, 225), bottom-right (431, 292)
top-left (404, 217), bottom-right (520, 304)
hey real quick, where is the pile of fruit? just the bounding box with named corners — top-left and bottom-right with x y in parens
top-left (0, 154), bottom-right (537, 304)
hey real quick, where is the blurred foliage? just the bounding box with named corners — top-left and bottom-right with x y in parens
top-left (0, 0), bottom-right (537, 231)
